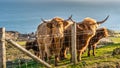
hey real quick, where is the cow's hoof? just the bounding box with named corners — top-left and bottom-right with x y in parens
top-left (64, 57), bottom-right (67, 60)
top-left (60, 57), bottom-right (64, 60)
top-left (55, 63), bottom-right (58, 66)
top-left (77, 59), bottom-right (81, 62)
top-left (60, 57), bottom-right (67, 60)
top-left (88, 54), bottom-right (90, 57)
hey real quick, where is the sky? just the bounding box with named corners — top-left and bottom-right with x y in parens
top-left (0, 0), bottom-right (120, 3)
top-left (0, 0), bottom-right (120, 33)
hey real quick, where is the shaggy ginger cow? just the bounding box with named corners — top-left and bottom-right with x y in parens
top-left (88, 28), bottom-right (108, 57)
top-left (36, 17), bottom-right (73, 65)
top-left (60, 16), bottom-right (109, 61)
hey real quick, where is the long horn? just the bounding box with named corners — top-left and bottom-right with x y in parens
top-left (66, 15), bottom-right (75, 22)
top-left (41, 18), bottom-right (47, 23)
top-left (65, 15), bottom-right (73, 21)
top-left (68, 15), bottom-right (72, 20)
top-left (97, 15), bottom-right (109, 24)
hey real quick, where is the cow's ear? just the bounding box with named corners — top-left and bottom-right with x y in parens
top-left (47, 23), bottom-right (53, 28)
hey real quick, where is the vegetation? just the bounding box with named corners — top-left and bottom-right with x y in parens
top-left (109, 37), bottom-right (120, 43)
top-left (6, 37), bottom-right (120, 68)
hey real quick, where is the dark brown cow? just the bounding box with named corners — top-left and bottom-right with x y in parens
top-left (25, 40), bottom-right (40, 57)
top-left (60, 16), bottom-right (109, 61)
top-left (36, 17), bottom-right (73, 65)
top-left (88, 28), bottom-right (108, 57)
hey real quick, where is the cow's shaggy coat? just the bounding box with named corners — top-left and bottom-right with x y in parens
top-left (88, 28), bottom-right (108, 56)
top-left (60, 16), bottom-right (109, 61)
top-left (36, 17), bottom-right (73, 65)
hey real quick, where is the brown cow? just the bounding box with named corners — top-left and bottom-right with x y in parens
top-left (36, 17), bottom-right (73, 65)
top-left (88, 28), bottom-right (108, 57)
top-left (25, 39), bottom-right (40, 58)
top-left (60, 16), bottom-right (109, 61)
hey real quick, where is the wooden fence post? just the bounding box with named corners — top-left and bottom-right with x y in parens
top-left (0, 27), bottom-right (6, 68)
top-left (71, 23), bottom-right (77, 64)
top-left (6, 39), bottom-right (52, 68)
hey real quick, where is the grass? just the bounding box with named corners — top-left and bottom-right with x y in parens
top-left (6, 37), bottom-right (120, 68)
top-left (16, 41), bottom-right (26, 46)
top-left (109, 37), bottom-right (120, 43)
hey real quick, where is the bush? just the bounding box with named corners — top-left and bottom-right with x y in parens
top-left (112, 48), bottom-right (120, 56)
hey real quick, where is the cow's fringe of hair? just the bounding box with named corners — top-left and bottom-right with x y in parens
top-left (83, 17), bottom-right (96, 23)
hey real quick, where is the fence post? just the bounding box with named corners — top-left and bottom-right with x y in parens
top-left (0, 27), bottom-right (6, 68)
top-left (71, 23), bottom-right (77, 64)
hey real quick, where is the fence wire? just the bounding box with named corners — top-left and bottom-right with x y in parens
top-left (6, 42), bottom-right (45, 68)
top-left (4, 29), bottom-right (120, 68)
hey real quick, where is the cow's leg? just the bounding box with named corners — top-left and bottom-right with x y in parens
top-left (41, 50), bottom-right (45, 60)
top-left (36, 52), bottom-right (40, 58)
top-left (44, 52), bottom-right (47, 61)
top-left (40, 49), bottom-right (45, 61)
top-left (47, 53), bottom-right (52, 64)
top-left (64, 48), bottom-right (67, 59)
top-left (34, 51), bottom-right (40, 58)
top-left (34, 51), bottom-right (37, 56)
top-left (45, 47), bottom-right (51, 63)
top-left (39, 50), bottom-right (43, 60)
top-left (77, 50), bottom-right (82, 62)
top-left (92, 45), bottom-right (96, 56)
top-left (55, 55), bottom-right (59, 66)
top-left (69, 46), bottom-right (72, 62)
top-left (88, 45), bottom-right (91, 57)
top-left (60, 48), bottom-right (64, 60)
top-left (60, 46), bottom-right (67, 60)
top-left (77, 51), bottom-right (80, 62)
top-left (60, 38), bottom-right (67, 60)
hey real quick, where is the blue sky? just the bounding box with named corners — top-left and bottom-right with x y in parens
top-left (0, 0), bottom-right (120, 3)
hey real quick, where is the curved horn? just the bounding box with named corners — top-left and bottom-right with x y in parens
top-left (97, 15), bottom-right (109, 24)
top-left (66, 15), bottom-right (76, 23)
top-left (41, 18), bottom-right (47, 23)
top-left (68, 15), bottom-right (72, 20)
top-left (77, 24), bottom-right (83, 30)
top-left (65, 15), bottom-right (73, 21)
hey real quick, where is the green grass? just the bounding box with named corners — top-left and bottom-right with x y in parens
top-left (17, 43), bottom-right (120, 68)
top-left (109, 37), bottom-right (120, 43)
top-left (64, 43), bottom-right (120, 68)
top-left (16, 41), bottom-right (26, 46)
top-left (8, 37), bottom-right (120, 68)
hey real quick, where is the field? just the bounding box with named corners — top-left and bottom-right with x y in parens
top-left (6, 37), bottom-right (120, 68)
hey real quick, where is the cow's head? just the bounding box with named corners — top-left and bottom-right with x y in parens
top-left (63, 15), bottom-right (74, 30)
top-left (41, 16), bottom-right (74, 30)
top-left (77, 16), bottom-right (109, 35)
top-left (97, 28), bottom-right (109, 37)
top-left (51, 17), bottom-right (64, 28)
top-left (41, 18), bottom-right (54, 29)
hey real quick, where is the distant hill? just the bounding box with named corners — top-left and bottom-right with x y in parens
top-left (107, 29), bottom-right (120, 37)
top-left (6, 31), bottom-right (35, 41)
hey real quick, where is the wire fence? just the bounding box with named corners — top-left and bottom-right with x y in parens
top-left (5, 31), bottom-right (117, 68)
top-left (6, 42), bottom-right (45, 68)
top-left (0, 27), bottom-right (120, 68)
